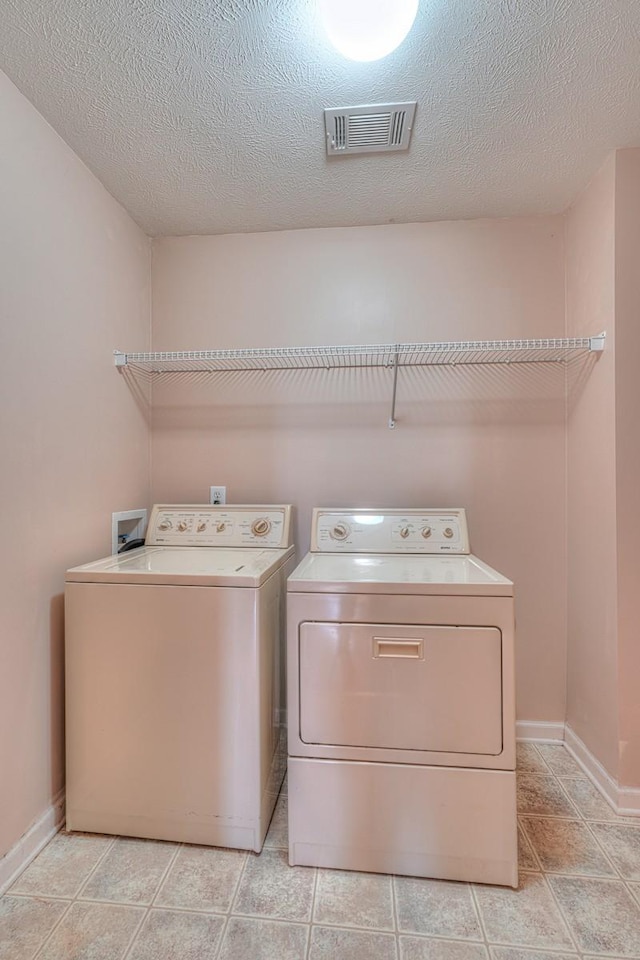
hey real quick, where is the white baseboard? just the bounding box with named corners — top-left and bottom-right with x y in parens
top-left (619, 785), bottom-right (640, 817)
top-left (564, 725), bottom-right (640, 818)
top-left (516, 720), bottom-right (566, 743)
top-left (518, 720), bottom-right (640, 817)
top-left (0, 790), bottom-right (65, 895)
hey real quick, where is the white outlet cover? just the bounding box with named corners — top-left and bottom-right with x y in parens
top-left (209, 486), bottom-right (226, 504)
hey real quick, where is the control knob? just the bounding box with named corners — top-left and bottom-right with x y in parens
top-left (330, 523), bottom-right (350, 541)
top-left (251, 518), bottom-right (271, 537)
top-left (197, 521), bottom-right (207, 532)
top-left (421, 526), bottom-right (432, 539)
top-left (158, 520), bottom-right (172, 531)
top-left (216, 522), bottom-right (227, 533)
top-left (178, 521), bottom-right (188, 532)
top-left (443, 527), bottom-right (454, 539)
top-left (400, 526), bottom-right (411, 539)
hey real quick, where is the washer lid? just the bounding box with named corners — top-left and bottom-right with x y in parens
top-left (287, 552), bottom-right (513, 596)
top-left (66, 545), bottom-right (295, 587)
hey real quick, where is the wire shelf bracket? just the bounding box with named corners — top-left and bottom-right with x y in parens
top-left (388, 351), bottom-right (400, 429)
top-left (114, 333), bottom-right (605, 427)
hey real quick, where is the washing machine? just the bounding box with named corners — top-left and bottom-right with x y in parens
top-left (65, 504), bottom-right (294, 852)
top-left (287, 508), bottom-right (517, 887)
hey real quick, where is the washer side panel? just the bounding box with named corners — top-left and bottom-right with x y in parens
top-left (65, 582), bottom-right (262, 848)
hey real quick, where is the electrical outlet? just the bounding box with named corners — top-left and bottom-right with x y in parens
top-left (209, 486), bottom-right (226, 505)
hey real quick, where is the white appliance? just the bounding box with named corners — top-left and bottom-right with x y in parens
top-left (65, 504), bottom-right (294, 852)
top-left (287, 508), bottom-right (517, 887)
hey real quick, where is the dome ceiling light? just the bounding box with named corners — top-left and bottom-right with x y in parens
top-left (319, 0), bottom-right (419, 62)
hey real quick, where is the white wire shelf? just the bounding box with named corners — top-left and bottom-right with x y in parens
top-left (114, 334), bottom-right (605, 428)
top-left (114, 335), bottom-right (605, 373)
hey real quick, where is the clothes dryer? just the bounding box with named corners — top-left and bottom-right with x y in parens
top-left (287, 508), bottom-right (517, 887)
top-left (65, 504), bottom-right (294, 852)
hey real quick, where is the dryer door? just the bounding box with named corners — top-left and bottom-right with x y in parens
top-left (298, 622), bottom-right (502, 756)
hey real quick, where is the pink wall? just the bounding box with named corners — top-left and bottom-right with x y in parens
top-left (614, 150), bottom-right (640, 788)
top-left (0, 71), bottom-right (151, 860)
top-left (566, 148), bottom-right (640, 791)
top-left (151, 219), bottom-right (567, 724)
top-left (565, 156), bottom-right (619, 778)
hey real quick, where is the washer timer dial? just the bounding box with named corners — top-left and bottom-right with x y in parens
top-left (251, 518), bottom-right (271, 537)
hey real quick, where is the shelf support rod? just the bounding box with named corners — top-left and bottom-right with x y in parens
top-left (388, 351), bottom-right (399, 429)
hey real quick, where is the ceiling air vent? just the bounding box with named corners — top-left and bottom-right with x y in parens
top-left (324, 102), bottom-right (417, 156)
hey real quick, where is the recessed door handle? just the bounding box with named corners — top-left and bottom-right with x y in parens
top-left (373, 638), bottom-right (424, 659)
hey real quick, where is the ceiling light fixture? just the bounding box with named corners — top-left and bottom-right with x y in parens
top-left (319, 0), bottom-right (419, 62)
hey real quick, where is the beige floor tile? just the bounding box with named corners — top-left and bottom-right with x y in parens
top-left (314, 869), bottom-right (394, 930)
top-left (233, 849), bottom-right (315, 922)
top-left (534, 746), bottom-right (585, 779)
top-left (155, 845), bottom-right (246, 913)
top-left (127, 908), bottom-right (225, 960)
top-left (516, 745), bottom-right (551, 776)
top-left (490, 949), bottom-right (578, 960)
top-left (548, 875), bottom-right (640, 956)
top-left (394, 877), bottom-right (482, 940)
top-left (589, 823), bottom-right (640, 880)
top-left (10, 833), bottom-right (113, 899)
top-left (264, 796), bottom-right (288, 850)
top-left (629, 883), bottom-right (640, 906)
top-left (276, 755), bottom-right (288, 786)
top-left (518, 824), bottom-right (540, 871)
top-left (521, 818), bottom-right (615, 877)
top-left (473, 872), bottom-right (573, 949)
top-left (0, 895), bottom-right (68, 960)
top-left (37, 900), bottom-right (144, 960)
top-left (401, 936), bottom-right (489, 960)
top-left (517, 776), bottom-right (578, 819)
top-left (218, 916), bottom-right (308, 960)
top-left (281, 775), bottom-right (288, 797)
top-left (310, 925), bottom-right (397, 960)
top-left (557, 779), bottom-right (621, 822)
top-left (79, 837), bottom-right (177, 904)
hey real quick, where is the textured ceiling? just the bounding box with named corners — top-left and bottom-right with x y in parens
top-left (2, 0), bottom-right (640, 236)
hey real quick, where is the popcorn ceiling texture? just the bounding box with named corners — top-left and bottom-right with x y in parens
top-left (1, 0), bottom-right (639, 236)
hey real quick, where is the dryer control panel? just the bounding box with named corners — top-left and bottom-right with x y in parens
top-left (311, 508), bottom-right (469, 554)
top-left (146, 504), bottom-right (293, 548)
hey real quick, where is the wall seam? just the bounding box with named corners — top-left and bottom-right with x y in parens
top-left (562, 208), bottom-right (570, 732)
top-left (611, 153), bottom-right (623, 783)
top-left (148, 237), bottom-right (154, 507)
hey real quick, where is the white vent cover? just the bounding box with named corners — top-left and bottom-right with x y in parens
top-left (324, 102), bottom-right (416, 156)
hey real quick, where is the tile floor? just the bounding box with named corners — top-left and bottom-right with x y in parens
top-left (2, 743), bottom-right (640, 960)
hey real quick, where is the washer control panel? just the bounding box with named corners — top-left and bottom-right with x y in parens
top-left (146, 505), bottom-right (292, 548)
top-left (311, 509), bottom-right (469, 554)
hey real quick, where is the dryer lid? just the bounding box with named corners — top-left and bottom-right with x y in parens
top-left (287, 552), bottom-right (513, 596)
